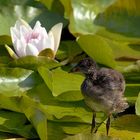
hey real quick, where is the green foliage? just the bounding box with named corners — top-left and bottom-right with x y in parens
top-left (65, 115), bottom-right (140, 140)
top-left (77, 35), bottom-right (116, 68)
top-left (38, 67), bottom-right (84, 97)
top-left (0, 0), bottom-right (139, 140)
top-left (0, 110), bottom-right (37, 138)
top-left (136, 92), bottom-right (140, 115)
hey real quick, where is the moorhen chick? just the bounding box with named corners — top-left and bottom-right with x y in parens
top-left (72, 57), bottom-right (128, 135)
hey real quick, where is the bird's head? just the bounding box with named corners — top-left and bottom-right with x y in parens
top-left (71, 58), bottom-right (97, 78)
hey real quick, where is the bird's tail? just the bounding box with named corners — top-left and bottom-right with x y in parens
top-left (115, 98), bottom-right (129, 113)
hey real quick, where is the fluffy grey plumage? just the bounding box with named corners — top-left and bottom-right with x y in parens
top-left (72, 57), bottom-right (128, 135)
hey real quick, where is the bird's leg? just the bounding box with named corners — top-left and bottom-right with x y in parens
top-left (106, 114), bottom-right (111, 135)
top-left (91, 112), bottom-right (96, 133)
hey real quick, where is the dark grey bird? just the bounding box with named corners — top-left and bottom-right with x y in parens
top-left (72, 57), bottom-right (128, 135)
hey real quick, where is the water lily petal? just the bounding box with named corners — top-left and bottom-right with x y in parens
top-left (10, 19), bottom-right (62, 58)
top-left (10, 19), bottom-right (32, 45)
top-left (47, 31), bottom-right (55, 50)
top-left (14, 39), bottom-right (26, 57)
top-left (41, 27), bottom-right (48, 38)
top-left (34, 31), bottom-right (54, 53)
top-left (26, 43), bottom-right (39, 56)
top-left (33, 21), bottom-right (44, 35)
top-left (20, 36), bottom-right (27, 56)
top-left (33, 21), bottom-right (48, 38)
top-left (29, 38), bottom-right (41, 52)
top-left (20, 25), bottom-right (31, 39)
top-left (29, 39), bottom-right (39, 46)
top-left (10, 27), bottom-right (19, 44)
top-left (34, 39), bottom-right (44, 52)
top-left (49, 23), bottom-right (63, 54)
top-left (33, 21), bottom-right (41, 30)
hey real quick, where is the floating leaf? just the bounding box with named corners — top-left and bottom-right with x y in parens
top-left (64, 133), bottom-right (119, 140)
top-left (98, 115), bottom-right (140, 140)
top-left (68, 0), bottom-right (116, 35)
top-left (56, 91), bottom-right (83, 102)
top-left (56, 41), bottom-right (82, 61)
top-left (30, 9), bottom-right (68, 32)
top-left (77, 35), bottom-right (116, 68)
top-left (9, 56), bottom-right (61, 70)
top-left (38, 67), bottom-right (84, 97)
top-left (0, 110), bottom-right (37, 139)
top-left (125, 84), bottom-right (140, 104)
top-left (0, 67), bottom-right (43, 96)
top-left (47, 121), bottom-right (66, 140)
top-left (0, 1), bottom-right (40, 35)
top-left (19, 95), bottom-right (48, 140)
top-left (135, 92), bottom-right (140, 115)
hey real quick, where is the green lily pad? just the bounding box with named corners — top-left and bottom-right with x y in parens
top-left (56, 41), bottom-right (82, 62)
top-left (30, 9), bottom-right (68, 32)
top-left (0, 67), bottom-right (43, 96)
top-left (67, 0), bottom-right (140, 40)
top-left (9, 56), bottom-right (61, 70)
top-left (0, 1), bottom-right (40, 35)
top-left (77, 35), bottom-right (116, 68)
top-left (38, 67), bottom-right (84, 97)
top-left (125, 84), bottom-right (140, 104)
top-left (26, 82), bottom-right (105, 124)
top-left (0, 110), bottom-right (37, 138)
top-left (64, 115), bottom-right (140, 140)
top-left (56, 91), bottom-right (83, 102)
top-left (39, 0), bottom-right (65, 15)
top-left (98, 115), bottom-right (140, 140)
top-left (19, 95), bottom-right (48, 140)
top-left (64, 133), bottom-right (119, 140)
top-left (47, 121), bottom-right (66, 140)
top-left (135, 92), bottom-right (140, 115)
top-left (69, 0), bottom-right (116, 35)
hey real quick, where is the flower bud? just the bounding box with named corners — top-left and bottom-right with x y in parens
top-left (8, 19), bottom-right (63, 58)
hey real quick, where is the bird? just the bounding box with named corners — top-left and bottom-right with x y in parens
top-left (71, 57), bottom-right (128, 135)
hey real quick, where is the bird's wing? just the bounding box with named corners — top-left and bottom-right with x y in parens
top-left (81, 79), bottom-right (115, 113)
top-left (98, 68), bottom-right (125, 93)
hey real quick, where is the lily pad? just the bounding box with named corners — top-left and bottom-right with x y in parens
top-left (19, 95), bottom-right (48, 140)
top-left (135, 92), bottom-right (140, 115)
top-left (38, 67), bottom-right (84, 97)
top-left (0, 1), bottom-right (40, 35)
top-left (69, 0), bottom-right (116, 35)
top-left (98, 115), bottom-right (140, 140)
top-left (64, 133), bottom-right (119, 140)
top-left (77, 35), bottom-right (116, 68)
top-left (56, 41), bottom-right (82, 61)
top-left (0, 67), bottom-right (43, 96)
top-left (9, 56), bottom-right (61, 71)
top-left (0, 110), bottom-right (37, 138)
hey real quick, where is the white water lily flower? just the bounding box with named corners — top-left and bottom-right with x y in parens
top-left (9, 19), bottom-right (63, 58)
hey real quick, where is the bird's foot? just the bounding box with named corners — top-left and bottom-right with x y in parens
top-left (91, 112), bottom-right (97, 133)
top-left (106, 115), bottom-right (111, 135)
top-left (91, 127), bottom-right (98, 134)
